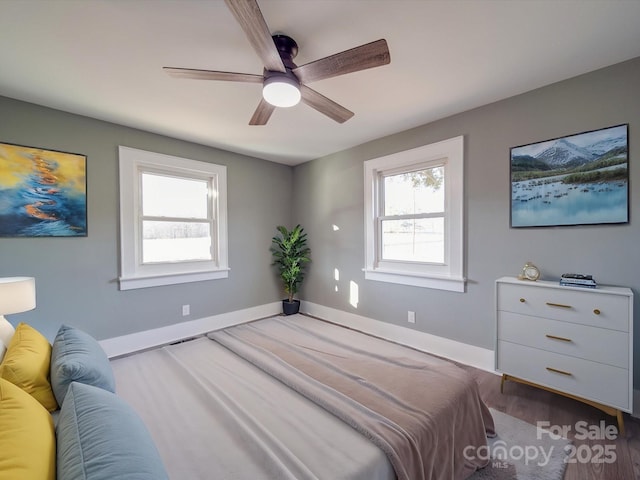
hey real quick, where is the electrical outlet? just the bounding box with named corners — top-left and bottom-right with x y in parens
top-left (407, 311), bottom-right (416, 324)
top-left (182, 304), bottom-right (190, 316)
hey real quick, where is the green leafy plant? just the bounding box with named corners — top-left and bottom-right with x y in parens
top-left (271, 224), bottom-right (311, 303)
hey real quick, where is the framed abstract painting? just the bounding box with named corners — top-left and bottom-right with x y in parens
top-left (0, 142), bottom-right (87, 237)
top-left (510, 124), bottom-right (629, 228)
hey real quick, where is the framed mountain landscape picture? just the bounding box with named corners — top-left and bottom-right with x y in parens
top-left (510, 124), bottom-right (629, 228)
top-left (0, 142), bottom-right (87, 237)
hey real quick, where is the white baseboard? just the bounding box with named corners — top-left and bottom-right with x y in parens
top-left (100, 300), bottom-right (494, 368)
top-left (100, 302), bottom-right (281, 358)
top-left (301, 301), bottom-right (495, 372)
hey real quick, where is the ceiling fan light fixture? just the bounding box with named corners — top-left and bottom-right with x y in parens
top-left (263, 75), bottom-right (301, 108)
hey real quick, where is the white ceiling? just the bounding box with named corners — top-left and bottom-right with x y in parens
top-left (1, 1), bottom-right (640, 166)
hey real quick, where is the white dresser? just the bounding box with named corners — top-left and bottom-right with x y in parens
top-left (495, 276), bottom-right (633, 432)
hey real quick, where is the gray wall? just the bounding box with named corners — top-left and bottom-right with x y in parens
top-left (0, 96), bottom-right (291, 341)
top-left (293, 57), bottom-right (640, 383)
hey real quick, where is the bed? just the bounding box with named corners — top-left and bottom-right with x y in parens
top-left (111, 314), bottom-right (495, 480)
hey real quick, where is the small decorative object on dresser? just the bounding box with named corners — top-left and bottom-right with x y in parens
top-left (495, 276), bottom-right (633, 434)
top-left (518, 261), bottom-right (540, 281)
top-left (560, 273), bottom-right (597, 288)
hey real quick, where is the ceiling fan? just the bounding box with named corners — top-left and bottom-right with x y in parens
top-left (163, 0), bottom-right (391, 125)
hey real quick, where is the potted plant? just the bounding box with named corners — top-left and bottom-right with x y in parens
top-left (270, 224), bottom-right (311, 315)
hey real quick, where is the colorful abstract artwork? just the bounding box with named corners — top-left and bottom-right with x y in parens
top-left (0, 142), bottom-right (87, 236)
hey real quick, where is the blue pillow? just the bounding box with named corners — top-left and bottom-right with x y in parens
top-left (56, 382), bottom-right (168, 480)
top-left (50, 324), bottom-right (115, 405)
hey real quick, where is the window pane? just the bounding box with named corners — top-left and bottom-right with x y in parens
top-left (381, 218), bottom-right (444, 263)
top-left (142, 221), bottom-right (212, 263)
top-left (383, 167), bottom-right (444, 216)
top-left (142, 173), bottom-right (209, 218)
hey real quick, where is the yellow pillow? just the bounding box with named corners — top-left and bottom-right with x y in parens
top-left (0, 323), bottom-right (58, 411)
top-left (0, 378), bottom-right (55, 480)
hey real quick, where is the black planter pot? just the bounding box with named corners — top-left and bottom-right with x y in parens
top-left (282, 299), bottom-right (300, 316)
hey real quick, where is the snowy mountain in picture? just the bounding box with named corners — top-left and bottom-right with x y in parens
top-left (534, 138), bottom-right (597, 167)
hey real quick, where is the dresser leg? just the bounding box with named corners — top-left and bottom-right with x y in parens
top-left (500, 374), bottom-right (507, 393)
top-left (616, 410), bottom-right (625, 437)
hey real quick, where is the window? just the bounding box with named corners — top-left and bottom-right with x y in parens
top-left (364, 136), bottom-right (464, 292)
top-left (140, 172), bottom-right (212, 264)
top-left (118, 146), bottom-right (228, 290)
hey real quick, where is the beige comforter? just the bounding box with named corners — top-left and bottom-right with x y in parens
top-left (208, 315), bottom-right (495, 480)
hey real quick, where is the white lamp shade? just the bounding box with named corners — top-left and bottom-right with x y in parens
top-left (263, 77), bottom-right (301, 108)
top-left (0, 277), bottom-right (36, 316)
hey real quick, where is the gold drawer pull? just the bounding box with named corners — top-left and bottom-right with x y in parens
top-left (546, 334), bottom-right (572, 342)
top-left (593, 309), bottom-right (601, 315)
top-left (546, 367), bottom-right (573, 376)
top-left (519, 298), bottom-right (526, 303)
top-left (546, 302), bottom-right (572, 309)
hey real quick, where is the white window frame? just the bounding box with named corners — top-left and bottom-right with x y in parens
top-left (364, 136), bottom-right (465, 292)
top-left (118, 146), bottom-right (229, 290)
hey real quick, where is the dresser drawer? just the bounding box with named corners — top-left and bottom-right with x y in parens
top-left (498, 312), bottom-right (628, 368)
top-left (497, 282), bottom-right (629, 332)
top-left (497, 341), bottom-right (629, 410)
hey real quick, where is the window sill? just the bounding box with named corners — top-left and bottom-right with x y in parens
top-left (363, 268), bottom-right (465, 292)
top-left (118, 269), bottom-right (229, 291)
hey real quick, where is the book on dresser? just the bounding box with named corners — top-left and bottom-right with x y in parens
top-left (559, 273), bottom-right (597, 288)
top-left (559, 279), bottom-right (597, 288)
top-left (495, 276), bottom-right (633, 434)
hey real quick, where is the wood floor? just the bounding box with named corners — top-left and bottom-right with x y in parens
top-left (460, 365), bottom-right (640, 479)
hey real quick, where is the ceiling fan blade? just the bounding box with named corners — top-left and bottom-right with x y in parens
top-left (163, 67), bottom-right (263, 83)
top-left (224, 0), bottom-right (286, 73)
top-left (249, 98), bottom-right (276, 125)
top-left (293, 39), bottom-right (390, 84)
top-left (300, 85), bottom-right (354, 124)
